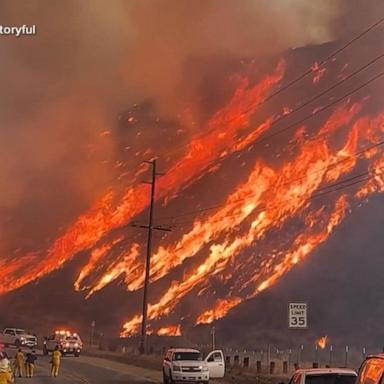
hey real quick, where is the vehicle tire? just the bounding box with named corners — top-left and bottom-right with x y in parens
top-left (43, 346), bottom-right (48, 355)
top-left (162, 370), bottom-right (167, 384)
top-left (74, 352), bottom-right (80, 357)
top-left (15, 340), bottom-right (21, 348)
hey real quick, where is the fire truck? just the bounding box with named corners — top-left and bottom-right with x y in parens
top-left (43, 330), bottom-right (82, 357)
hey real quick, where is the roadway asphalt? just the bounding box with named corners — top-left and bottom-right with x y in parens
top-left (4, 347), bottom-right (161, 384)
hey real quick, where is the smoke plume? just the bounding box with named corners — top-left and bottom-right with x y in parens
top-left (0, 0), bottom-right (382, 301)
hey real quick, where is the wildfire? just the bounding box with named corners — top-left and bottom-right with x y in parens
top-left (317, 336), bottom-right (328, 349)
top-left (0, 60), bottom-right (285, 296)
top-left (157, 325), bottom-right (182, 337)
top-left (197, 298), bottom-right (242, 324)
top-left (1, 49), bottom-right (384, 339)
top-left (120, 104), bottom-right (384, 336)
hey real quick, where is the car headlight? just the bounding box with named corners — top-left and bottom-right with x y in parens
top-left (201, 366), bottom-right (209, 372)
top-left (74, 343), bottom-right (79, 347)
top-left (20, 337), bottom-right (26, 341)
top-left (172, 366), bottom-right (181, 372)
top-left (65, 343), bottom-right (70, 347)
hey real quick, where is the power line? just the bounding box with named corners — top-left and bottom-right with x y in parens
top-left (155, 134), bottom-right (384, 224)
top-left (254, 70), bottom-right (384, 146)
top-left (168, 14), bottom-right (384, 151)
top-left (124, 61), bottom-right (384, 229)
top-left (140, 50), bottom-right (384, 226)
top-left (118, 21), bottom-right (384, 247)
top-left (155, 54), bottom-right (384, 189)
top-left (116, 57), bottom-right (384, 241)
top-left (158, 147), bottom-right (384, 228)
top-left (152, 56), bottom-right (384, 223)
top-left (165, 165), bottom-right (383, 230)
top-left (124, 15), bottom-right (384, 177)
top-left (263, 15), bottom-right (384, 103)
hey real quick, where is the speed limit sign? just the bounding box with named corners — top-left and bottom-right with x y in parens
top-left (288, 303), bottom-right (308, 328)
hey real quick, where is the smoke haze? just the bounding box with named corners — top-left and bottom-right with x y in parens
top-left (1, 0), bottom-right (384, 340)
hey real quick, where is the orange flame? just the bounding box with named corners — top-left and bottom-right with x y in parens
top-left (197, 297), bottom-right (242, 324)
top-left (121, 104), bottom-right (384, 336)
top-left (317, 336), bottom-right (328, 349)
top-left (1, 54), bottom-right (384, 340)
top-left (0, 60), bottom-right (285, 296)
top-left (157, 325), bottom-right (182, 337)
top-left (116, 102), bottom-right (363, 296)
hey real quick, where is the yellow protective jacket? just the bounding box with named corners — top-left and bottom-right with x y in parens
top-left (15, 352), bottom-right (24, 366)
top-left (52, 351), bottom-right (61, 366)
top-left (0, 371), bottom-right (13, 384)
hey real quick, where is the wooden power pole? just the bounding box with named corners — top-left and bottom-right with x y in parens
top-left (134, 159), bottom-right (171, 354)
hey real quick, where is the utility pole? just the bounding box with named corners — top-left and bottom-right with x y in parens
top-left (211, 326), bottom-right (216, 350)
top-left (133, 159), bottom-right (171, 355)
top-left (344, 345), bottom-right (349, 367)
top-left (267, 344), bottom-right (271, 367)
top-left (90, 320), bottom-right (95, 348)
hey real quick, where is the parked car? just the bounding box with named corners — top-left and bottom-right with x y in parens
top-left (356, 354), bottom-right (384, 384)
top-left (163, 348), bottom-right (225, 384)
top-left (289, 368), bottom-right (357, 384)
top-left (0, 328), bottom-right (38, 348)
top-left (43, 330), bottom-right (82, 357)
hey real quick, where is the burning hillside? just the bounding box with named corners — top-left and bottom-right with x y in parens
top-left (1, 1), bottom-right (384, 341)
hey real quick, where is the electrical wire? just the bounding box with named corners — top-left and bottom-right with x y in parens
top-left (155, 137), bottom-right (384, 224)
top-left (157, 153), bottom-right (384, 229)
top-left (125, 15), bottom-right (384, 175)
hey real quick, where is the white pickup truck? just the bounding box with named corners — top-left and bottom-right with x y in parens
top-left (0, 328), bottom-right (38, 349)
top-left (163, 348), bottom-right (225, 384)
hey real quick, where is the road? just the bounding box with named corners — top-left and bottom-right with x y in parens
top-left (4, 348), bottom-right (161, 384)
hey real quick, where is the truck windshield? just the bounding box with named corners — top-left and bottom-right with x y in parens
top-left (173, 352), bottom-right (201, 361)
top-left (16, 330), bottom-right (26, 335)
top-left (65, 336), bottom-right (80, 341)
top-left (306, 374), bottom-right (356, 384)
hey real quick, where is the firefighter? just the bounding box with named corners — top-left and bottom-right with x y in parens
top-left (0, 357), bottom-right (13, 384)
top-left (25, 351), bottom-right (37, 378)
top-left (14, 349), bottom-right (24, 378)
top-left (51, 346), bottom-right (61, 377)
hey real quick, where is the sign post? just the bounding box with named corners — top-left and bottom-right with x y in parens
top-left (288, 303), bottom-right (308, 329)
top-left (90, 320), bottom-right (96, 348)
top-left (211, 326), bottom-right (216, 350)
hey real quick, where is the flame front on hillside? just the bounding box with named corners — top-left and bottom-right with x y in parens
top-left (1, 40), bottom-right (384, 339)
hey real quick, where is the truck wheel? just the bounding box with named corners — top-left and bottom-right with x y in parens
top-left (15, 340), bottom-right (21, 348)
top-left (74, 352), bottom-right (80, 357)
top-left (162, 370), bottom-right (167, 384)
